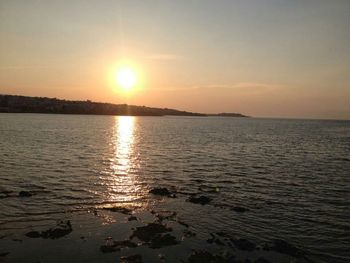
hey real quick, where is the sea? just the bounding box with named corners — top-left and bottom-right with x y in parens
top-left (0, 113), bottom-right (349, 262)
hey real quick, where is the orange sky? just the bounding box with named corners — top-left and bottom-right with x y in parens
top-left (0, 0), bottom-right (349, 119)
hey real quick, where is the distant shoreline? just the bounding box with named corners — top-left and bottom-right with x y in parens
top-left (0, 94), bottom-right (248, 118)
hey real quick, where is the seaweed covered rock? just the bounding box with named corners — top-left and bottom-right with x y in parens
top-left (187, 195), bottom-right (212, 205)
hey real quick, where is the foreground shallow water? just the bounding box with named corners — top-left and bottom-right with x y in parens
top-left (0, 114), bottom-right (349, 262)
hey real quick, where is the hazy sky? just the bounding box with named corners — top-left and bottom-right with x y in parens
top-left (1, 0), bottom-right (349, 119)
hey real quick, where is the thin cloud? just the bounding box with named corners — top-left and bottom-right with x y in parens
top-left (144, 54), bottom-right (182, 61)
top-left (156, 82), bottom-right (283, 92)
top-left (0, 66), bottom-right (51, 70)
top-left (232, 82), bottom-right (283, 89)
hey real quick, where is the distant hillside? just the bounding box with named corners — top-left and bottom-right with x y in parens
top-left (209, 112), bottom-right (247, 117)
top-left (0, 94), bottom-right (248, 117)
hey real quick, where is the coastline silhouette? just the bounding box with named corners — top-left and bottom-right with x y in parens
top-left (0, 94), bottom-right (248, 117)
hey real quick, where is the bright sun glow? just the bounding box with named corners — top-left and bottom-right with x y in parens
top-left (116, 68), bottom-right (137, 90)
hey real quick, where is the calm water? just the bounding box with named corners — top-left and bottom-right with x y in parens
top-left (0, 114), bottom-right (349, 262)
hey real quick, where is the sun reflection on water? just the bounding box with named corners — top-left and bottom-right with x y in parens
top-left (112, 116), bottom-right (135, 175)
top-left (104, 116), bottom-right (144, 204)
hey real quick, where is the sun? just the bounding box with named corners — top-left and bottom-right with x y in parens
top-left (116, 68), bottom-right (137, 90)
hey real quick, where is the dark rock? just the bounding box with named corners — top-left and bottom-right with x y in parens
top-left (149, 187), bottom-right (170, 196)
top-left (0, 252), bottom-right (9, 257)
top-left (131, 223), bottom-right (171, 242)
top-left (100, 244), bottom-right (119, 253)
top-left (187, 250), bottom-right (229, 263)
top-left (158, 254), bottom-right (166, 262)
top-left (231, 206), bottom-right (248, 213)
top-left (149, 187), bottom-right (176, 198)
top-left (25, 221), bottom-right (72, 239)
top-left (0, 190), bottom-right (12, 199)
top-left (100, 238), bottom-right (137, 253)
top-left (269, 239), bottom-right (305, 258)
top-left (207, 233), bottom-right (216, 244)
top-left (230, 238), bottom-right (256, 251)
top-left (19, 191), bottom-right (32, 197)
top-left (25, 231), bottom-right (41, 238)
top-left (177, 220), bottom-right (189, 228)
top-left (41, 220), bottom-right (72, 239)
top-left (188, 250), bottom-right (216, 263)
top-left (149, 233), bottom-right (178, 248)
top-left (102, 206), bottom-right (132, 215)
top-left (120, 254), bottom-right (142, 263)
top-left (255, 257), bottom-right (271, 263)
top-left (207, 234), bottom-right (224, 246)
top-left (114, 240), bottom-right (137, 248)
top-left (155, 211), bottom-right (177, 222)
top-left (100, 238), bottom-right (119, 253)
top-left (128, 216), bottom-right (138, 221)
top-left (216, 231), bottom-right (230, 238)
top-left (187, 195), bottom-right (212, 205)
top-left (183, 229), bottom-right (196, 238)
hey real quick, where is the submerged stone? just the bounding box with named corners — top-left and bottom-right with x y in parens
top-left (268, 239), bottom-right (305, 258)
top-left (149, 187), bottom-right (176, 198)
top-left (187, 250), bottom-right (229, 263)
top-left (207, 233), bottom-right (225, 246)
top-left (230, 238), bottom-right (256, 251)
top-left (187, 195), bottom-right (212, 205)
top-left (41, 220), bottom-right (72, 239)
top-left (255, 257), bottom-right (271, 263)
top-left (155, 211), bottom-right (177, 222)
top-left (231, 206), bottom-right (248, 213)
top-left (0, 190), bottom-right (12, 199)
top-left (128, 216), bottom-right (138, 221)
top-left (0, 252), bottom-right (10, 257)
top-left (102, 206), bottom-right (132, 215)
top-left (25, 231), bottom-right (41, 238)
top-left (19, 191), bottom-right (32, 197)
top-left (149, 187), bottom-right (170, 196)
top-left (177, 220), bottom-right (189, 228)
top-left (25, 220), bottom-right (72, 239)
top-left (120, 254), bottom-right (142, 263)
top-left (216, 231), bottom-right (230, 238)
top-left (100, 238), bottom-right (137, 253)
top-left (183, 229), bottom-right (196, 238)
top-left (114, 240), bottom-right (137, 248)
top-left (131, 223), bottom-right (171, 242)
top-left (149, 233), bottom-right (178, 248)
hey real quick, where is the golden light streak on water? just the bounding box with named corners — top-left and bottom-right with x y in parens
top-left (105, 116), bottom-right (143, 203)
